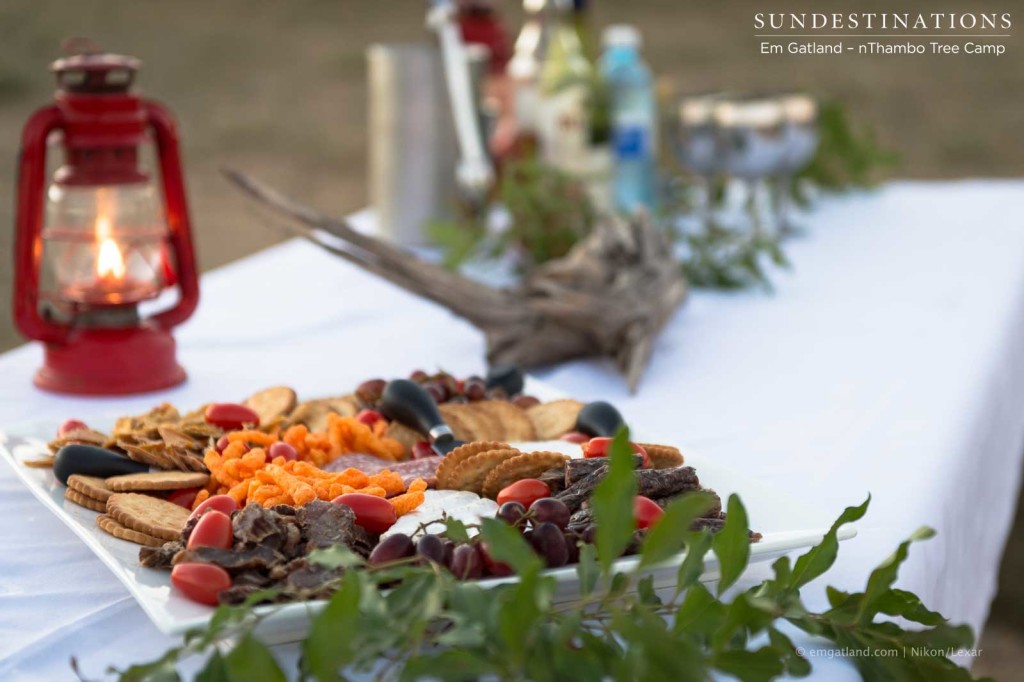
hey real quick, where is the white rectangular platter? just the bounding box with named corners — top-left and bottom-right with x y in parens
top-left (0, 392), bottom-right (854, 644)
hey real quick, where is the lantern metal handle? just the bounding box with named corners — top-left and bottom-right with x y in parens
top-left (13, 104), bottom-right (69, 345)
top-left (144, 100), bottom-right (200, 331)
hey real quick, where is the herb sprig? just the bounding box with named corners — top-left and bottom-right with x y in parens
top-left (100, 432), bottom-right (989, 682)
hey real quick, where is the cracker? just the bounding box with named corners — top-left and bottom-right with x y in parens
top-left (447, 449), bottom-right (521, 494)
top-left (526, 400), bottom-right (585, 440)
top-left (474, 401), bottom-right (536, 441)
top-left (107, 471), bottom-right (210, 492)
top-left (120, 441), bottom-right (175, 470)
top-left (244, 386), bottom-right (298, 424)
top-left (106, 493), bottom-right (190, 540)
top-left (286, 397), bottom-right (358, 433)
top-left (437, 404), bottom-right (479, 442)
top-left (436, 441), bottom-right (513, 489)
top-left (64, 488), bottom-right (106, 512)
top-left (384, 421), bottom-right (421, 457)
top-left (22, 455), bottom-right (56, 468)
top-left (637, 443), bottom-right (685, 469)
top-left (96, 514), bottom-right (164, 547)
top-left (68, 474), bottom-right (114, 502)
top-left (482, 452), bottom-right (571, 500)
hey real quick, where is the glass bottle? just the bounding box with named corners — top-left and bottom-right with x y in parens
top-left (536, 0), bottom-right (592, 175)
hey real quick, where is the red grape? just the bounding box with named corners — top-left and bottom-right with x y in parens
top-left (479, 542), bottom-right (514, 577)
top-left (268, 441), bottom-right (298, 462)
top-left (411, 441), bottom-right (435, 460)
top-left (356, 409), bottom-right (385, 427)
top-left (496, 501), bottom-right (528, 527)
top-left (356, 379), bottom-right (387, 404)
top-left (449, 543), bottom-right (483, 579)
top-left (529, 498), bottom-right (570, 530)
top-left (369, 534), bottom-right (414, 565)
top-left (530, 522), bottom-right (569, 568)
top-left (58, 419), bottom-right (88, 437)
top-left (416, 535), bottom-right (446, 565)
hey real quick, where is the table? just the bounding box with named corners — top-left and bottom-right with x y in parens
top-left (3, 180), bottom-right (1024, 680)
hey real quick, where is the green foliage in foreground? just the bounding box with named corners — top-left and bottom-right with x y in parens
top-left (100, 433), bottom-right (988, 682)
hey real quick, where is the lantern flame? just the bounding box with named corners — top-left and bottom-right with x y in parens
top-left (95, 214), bottom-right (126, 280)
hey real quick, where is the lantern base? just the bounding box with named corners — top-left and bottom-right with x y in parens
top-left (35, 323), bottom-right (186, 396)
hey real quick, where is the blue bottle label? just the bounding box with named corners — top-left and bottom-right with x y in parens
top-left (613, 125), bottom-right (649, 160)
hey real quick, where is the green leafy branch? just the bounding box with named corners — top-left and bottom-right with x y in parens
top-left (100, 431), bottom-right (987, 682)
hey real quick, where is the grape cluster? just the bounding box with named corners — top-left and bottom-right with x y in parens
top-left (366, 496), bottom-right (611, 580)
top-left (356, 370), bottom-right (540, 408)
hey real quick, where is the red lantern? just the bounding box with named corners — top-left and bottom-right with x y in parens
top-left (13, 47), bottom-right (199, 395)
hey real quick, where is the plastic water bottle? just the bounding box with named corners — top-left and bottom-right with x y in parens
top-left (600, 25), bottom-right (657, 213)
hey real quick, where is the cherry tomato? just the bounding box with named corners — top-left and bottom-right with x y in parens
top-left (411, 441), bottom-right (435, 460)
top-left (58, 419), bottom-right (88, 437)
top-left (167, 488), bottom-right (200, 510)
top-left (559, 431), bottom-right (590, 444)
top-left (268, 441), bottom-right (299, 462)
top-left (189, 494), bottom-right (238, 521)
top-left (633, 496), bottom-right (664, 530)
top-left (204, 403), bottom-right (260, 431)
top-left (356, 409), bottom-right (385, 427)
top-left (582, 437), bottom-right (651, 468)
top-left (332, 493), bottom-right (397, 534)
top-left (187, 510), bottom-right (234, 550)
top-left (171, 563), bottom-right (232, 606)
top-left (496, 478), bottom-right (551, 509)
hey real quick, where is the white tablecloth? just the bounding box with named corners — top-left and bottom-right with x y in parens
top-left (2, 180), bottom-right (1024, 680)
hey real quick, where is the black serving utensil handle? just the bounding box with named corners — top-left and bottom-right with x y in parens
top-left (485, 363), bottom-right (525, 396)
top-left (575, 401), bottom-right (626, 438)
top-left (380, 379), bottom-right (463, 455)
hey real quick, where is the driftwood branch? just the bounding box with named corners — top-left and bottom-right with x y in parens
top-left (225, 169), bottom-right (686, 392)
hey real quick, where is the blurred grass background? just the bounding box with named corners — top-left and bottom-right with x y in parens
top-left (0, 1), bottom-right (1021, 675)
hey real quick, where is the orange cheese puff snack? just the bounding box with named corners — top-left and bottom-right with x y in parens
top-left (282, 424), bottom-right (311, 457)
top-left (389, 479), bottom-right (428, 516)
top-left (192, 488), bottom-right (211, 510)
top-left (227, 430), bottom-right (278, 448)
top-left (367, 471), bottom-right (406, 497)
top-left (325, 414), bottom-right (405, 461)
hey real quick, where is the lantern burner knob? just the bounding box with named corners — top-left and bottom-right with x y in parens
top-left (51, 39), bottom-right (141, 94)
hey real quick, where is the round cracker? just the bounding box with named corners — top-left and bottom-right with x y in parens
top-left (482, 451), bottom-right (570, 500)
top-left (525, 400), bottom-right (585, 440)
top-left (64, 487), bottom-right (107, 512)
top-left (637, 443), bottom-right (685, 469)
top-left (436, 441), bottom-right (513, 489)
top-left (446, 449), bottom-right (521, 494)
top-left (68, 474), bottom-right (114, 502)
top-left (96, 514), bottom-right (164, 547)
top-left (106, 492), bottom-right (190, 540)
top-left (245, 386), bottom-right (298, 424)
top-left (106, 471), bottom-right (209, 492)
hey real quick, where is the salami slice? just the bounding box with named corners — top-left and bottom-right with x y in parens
top-left (323, 454), bottom-right (442, 487)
